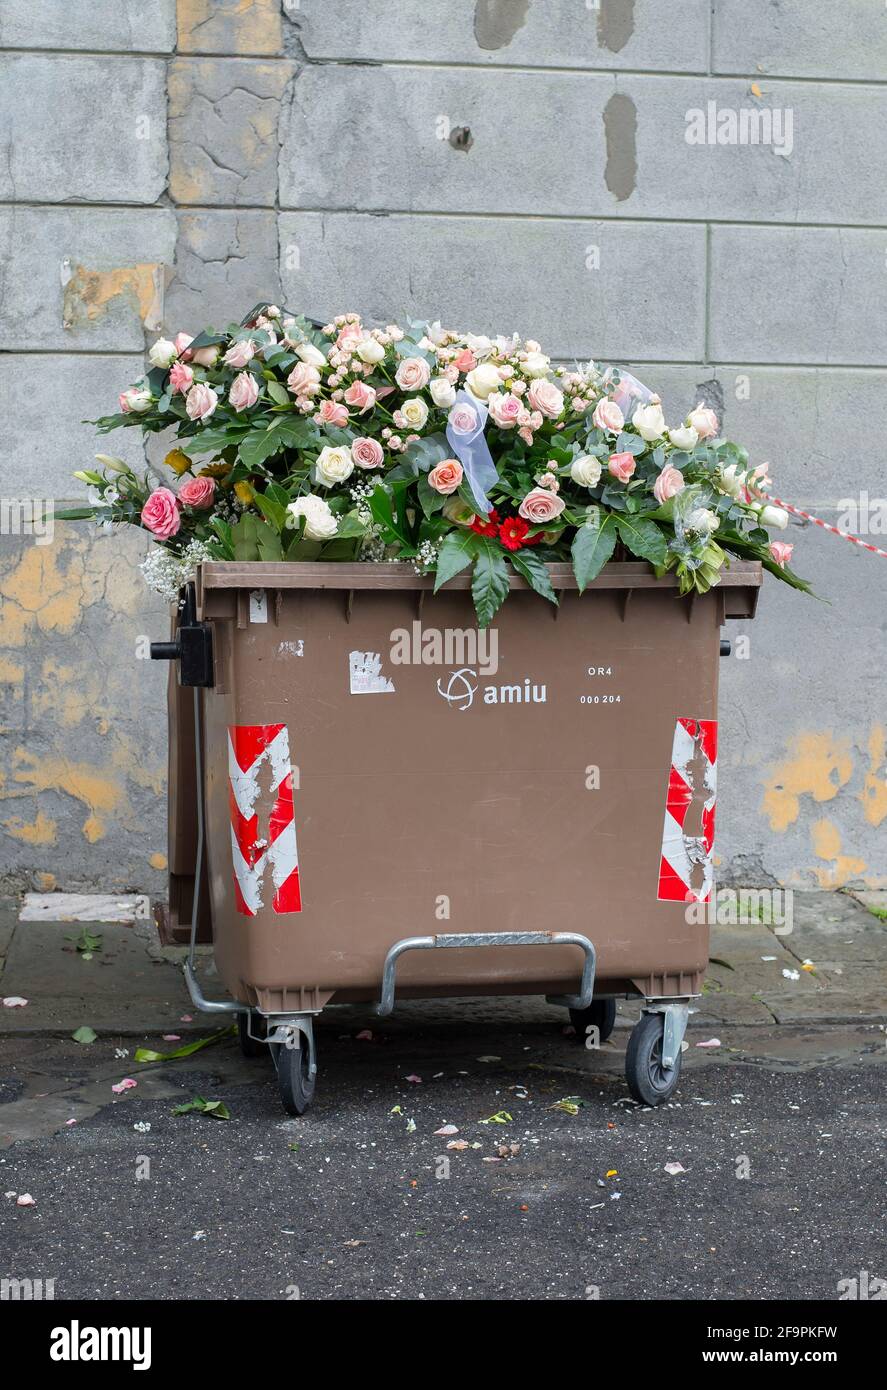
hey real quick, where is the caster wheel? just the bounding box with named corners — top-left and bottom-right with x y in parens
top-left (274, 1035), bottom-right (316, 1116)
top-left (625, 1012), bottom-right (681, 1106)
top-left (569, 997), bottom-right (617, 1044)
top-left (237, 1011), bottom-right (267, 1059)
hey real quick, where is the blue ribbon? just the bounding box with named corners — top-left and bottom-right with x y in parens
top-left (445, 390), bottom-right (499, 516)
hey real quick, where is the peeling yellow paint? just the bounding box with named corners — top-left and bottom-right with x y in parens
top-left (0, 656), bottom-right (25, 685)
top-left (176, 0), bottom-right (282, 55)
top-left (9, 748), bottom-right (123, 844)
top-left (35, 871), bottom-right (56, 891)
top-left (62, 263), bottom-right (162, 333)
top-left (861, 724), bottom-right (887, 827)
top-left (762, 732), bottom-right (854, 832)
top-left (2, 811), bottom-right (57, 845)
top-left (149, 852), bottom-right (168, 871)
top-left (810, 818), bottom-right (867, 888)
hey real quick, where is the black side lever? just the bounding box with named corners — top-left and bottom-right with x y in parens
top-left (150, 583), bottom-right (214, 687)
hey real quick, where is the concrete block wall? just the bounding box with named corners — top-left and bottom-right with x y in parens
top-left (0, 0), bottom-right (884, 892)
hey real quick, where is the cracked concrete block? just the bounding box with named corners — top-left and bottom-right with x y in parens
top-left (280, 67), bottom-right (886, 225)
top-left (168, 57), bottom-right (295, 207)
top-left (710, 227), bottom-right (887, 365)
top-left (0, 209), bottom-right (177, 352)
top-left (176, 0), bottom-right (282, 55)
top-left (0, 0), bottom-right (176, 51)
top-left (164, 210), bottom-right (282, 337)
top-left (628, 364), bottom-right (887, 506)
top-left (713, 0), bottom-right (886, 81)
top-left (0, 56), bottom-right (167, 205)
top-left (278, 211), bottom-right (705, 362)
top-left (0, 354), bottom-right (149, 495)
top-left (293, 0), bottom-right (710, 71)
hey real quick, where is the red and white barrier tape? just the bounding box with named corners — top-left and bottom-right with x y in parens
top-left (765, 494), bottom-right (887, 560)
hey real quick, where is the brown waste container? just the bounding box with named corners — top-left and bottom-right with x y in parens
top-left (157, 559), bottom-right (761, 1115)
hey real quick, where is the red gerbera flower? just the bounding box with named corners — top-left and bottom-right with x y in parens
top-left (470, 508), bottom-right (500, 537)
top-left (498, 516), bottom-right (531, 551)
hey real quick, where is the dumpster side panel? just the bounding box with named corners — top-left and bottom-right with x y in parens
top-left (200, 582), bottom-right (720, 1007)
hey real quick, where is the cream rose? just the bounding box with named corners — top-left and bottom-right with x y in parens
top-left (296, 341), bottom-right (327, 368)
top-left (668, 424), bottom-right (699, 451)
top-left (466, 362), bottom-right (503, 399)
top-left (287, 494), bottom-right (339, 541)
top-left (429, 376), bottom-right (456, 409)
top-left (315, 445), bottom-right (354, 486)
top-left (356, 337), bottom-right (385, 364)
top-left (401, 396), bottom-right (429, 430)
top-left (570, 455), bottom-right (602, 488)
top-left (756, 503), bottom-right (789, 530)
top-left (148, 338), bottom-right (177, 369)
top-left (633, 397), bottom-right (666, 442)
top-left (521, 350), bottom-right (551, 378)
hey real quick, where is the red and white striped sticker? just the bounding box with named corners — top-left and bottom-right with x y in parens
top-left (657, 718), bottom-right (718, 904)
top-left (227, 724), bottom-right (301, 917)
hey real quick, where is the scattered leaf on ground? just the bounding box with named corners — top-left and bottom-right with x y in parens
top-left (71, 1026), bottom-right (97, 1045)
top-left (479, 1110), bottom-right (513, 1125)
top-left (134, 1026), bottom-right (235, 1063)
top-left (551, 1096), bottom-right (586, 1115)
top-left (172, 1096), bottom-right (231, 1120)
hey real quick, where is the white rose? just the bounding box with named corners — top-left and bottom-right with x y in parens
top-left (521, 351), bottom-right (551, 378)
top-left (633, 398), bottom-right (666, 442)
top-left (401, 396), bottom-right (429, 429)
top-left (315, 445), bottom-right (354, 486)
top-left (570, 455), bottom-right (603, 488)
top-left (718, 463), bottom-right (746, 498)
top-left (429, 376), bottom-right (457, 409)
top-left (465, 363), bottom-right (503, 399)
top-left (465, 333), bottom-right (493, 359)
top-left (685, 507), bottom-right (720, 536)
top-left (756, 503), bottom-right (789, 530)
top-left (356, 338), bottom-right (385, 364)
top-left (668, 424), bottom-right (699, 451)
top-left (287, 494), bottom-right (339, 541)
top-left (148, 338), bottom-right (177, 369)
top-left (296, 341), bottom-right (327, 368)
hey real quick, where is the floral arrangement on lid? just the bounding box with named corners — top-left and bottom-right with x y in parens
top-left (66, 302), bottom-right (810, 626)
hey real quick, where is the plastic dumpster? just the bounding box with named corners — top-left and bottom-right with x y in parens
top-left (152, 558), bottom-right (761, 1115)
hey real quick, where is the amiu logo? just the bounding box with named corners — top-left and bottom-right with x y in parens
top-left (435, 669), bottom-right (548, 711)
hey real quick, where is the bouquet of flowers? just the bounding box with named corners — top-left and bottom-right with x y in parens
top-left (64, 302), bottom-right (810, 626)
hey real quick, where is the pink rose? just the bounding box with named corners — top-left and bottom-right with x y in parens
top-left (118, 386), bottom-right (152, 414)
top-left (287, 362), bottom-right (321, 396)
top-left (173, 332), bottom-right (194, 359)
top-left (527, 379), bottom-right (565, 420)
top-left (178, 476), bottom-right (216, 509)
top-left (351, 436), bottom-right (384, 469)
top-left (428, 459), bottom-right (464, 495)
top-left (518, 487), bottom-right (566, 524)
top-left (448, 403), bottom-right (479, 435)
top-left (223, 339), bottom-right (256, 369)
top-left (229, 371), bottom-right (259, 413)
top-left (487, 392), bottom-right (522, 429)
top-left (141, 487), bottom-right (180, 539)
top-left (191, 345), bottom-right (219, 368)
top-left (453, 349), bottom-right (476, 372)
top-left (169, 362), bottom-right (194, 394)
top-left (688, 402), bottom-right (719, 439)
top-left (652, 465), bottom-right (685, 504)
top-left (185, 383), bottom-right (218, 421)
top-left (608, 452), bottom-right (636, 483)
top-left (395, 356), bottom-right (431, 391)
top-left (768, 541), bottom-right (794, 568)
top-left (344, 380), bottom-right (377, 414)
top-left (336, 325), bottom-right (363, 353)
top-left (319, 399), bottom-right (349, 427)
top-left (592, 398), bottom-right (625, 433)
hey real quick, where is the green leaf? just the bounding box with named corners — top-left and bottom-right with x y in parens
top-left (433, 529), bottom-right (480, 592)
top-left (369, 484), bottom-right (412, 548)
top-left (615, 512), bottom-right (668, 566)
top-left (135, 1026), bottom-right (235, 1064)
top-left (254, 491), bottom-right (287, 533)
top-left (171, 1095), bottom-right (231, 1120)
top-left (238, 427), bottom-right (285, 470)
top-left (417, 472), bottom-right (446, 518)
top-left (334, 511), bottom-right (368, 539)
top-left (208, 516), bottom-right (235, 559)
top-left (265, 380), bottom-right (289, 406)
top-left (509, 549), bottom-right (558, 605)
top-left (571, 514), bottom-right (617, 592)
top-left (52, 507), bottom-right (98, 520)
top-left (71, 1026), bottom-right (97, 1045)
top-left (471, 538), bottom-right (510, 629)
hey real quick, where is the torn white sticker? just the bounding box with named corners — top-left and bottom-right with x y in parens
top-left (278, 639), bottom-right (304, 659)
top-left (249, 589), bottom-right (268, 623)
top-left (349, 651), bottom-right (395, 694)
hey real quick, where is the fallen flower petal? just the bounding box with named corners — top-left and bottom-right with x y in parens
top-left (355, 1029), bottom-right (373, 1041)
top-left (111, 1078), bottom-right (138, 1094)
top-left (162, 1034), bottom-right (181, 1042)
top-left (404, 1074), bottom-right (422, 1084)
top-left (434, 1124), bottom-right (459, 1136)
top-left (696, 1038), bottom-right (722, 1048)
top-left (2, 996), bottom-right (28, 1008)
top-left (447, 1139), bottom-right (470, 1151)
top-left (664, 1161), bottom-right (687, 1175)
top-left (16, 1194), bottom-right (36, 1206)
top-left (782, 968), bottom-right (800, 981)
